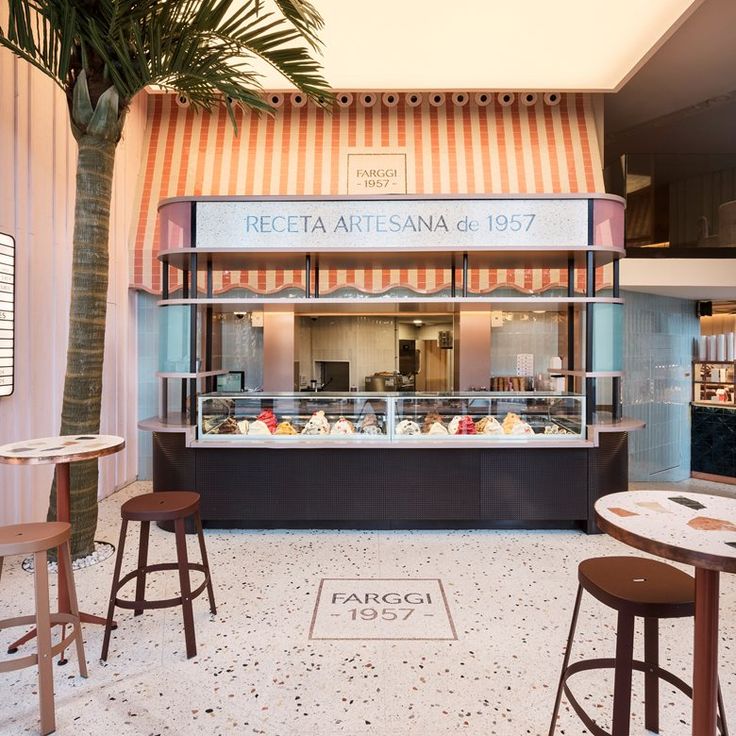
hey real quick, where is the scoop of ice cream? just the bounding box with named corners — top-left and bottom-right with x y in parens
top-left (331, 417), bottom-right (355, 434)
top-left (361, 424), bottom-right (383, 435)
top-left (422, 412), bottom-right (445, 433)
top-left (476, 416), bottom-right (502, 434)
top-left (510, 421), bottom-right (534, 435)
top-left (237, 419), bottom-right (250, 435)
top-left (428, 422), bottom-right (449, 435)
top-left (455, 416), bottom-right (477, 435)
top-left (502, 412), bottom-right (522, 434)
top-left (301, 411), bottom-right (330, 435)
top-left (448, 415), bottom-right (463, 434)
top-left (248, 420), bottom-right (271, 435)
top-left (215, 416), bottom-right (239, 434)
top-left (395, 419), bottom-right (421, 435)
top-left (256, 409), bottom-right (277, 433)
top-left (275, 421), bottom-right (297, 435)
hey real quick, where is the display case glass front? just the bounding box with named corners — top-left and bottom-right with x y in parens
top-left (198, 394), bottom-right (389, 440)
top-left (393, 393), bottom-right (585, 439)
top-left (197, 392), bottom-right (585, 441)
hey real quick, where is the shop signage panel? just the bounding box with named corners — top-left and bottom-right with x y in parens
top-left (347, 153), bottom-right (407, 195)
top-left (0, 233), bottom-right (13, 397)
top-left (195, 198), bottom-right (590, 249)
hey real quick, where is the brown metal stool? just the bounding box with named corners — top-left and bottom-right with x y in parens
top-left (549, 556), bottom-right (729, 736)
top-left (0, 522), bottom-right (87, 735)
top-left (101, 492), bottom-right (216, 661)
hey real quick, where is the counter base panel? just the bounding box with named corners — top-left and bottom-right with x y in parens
top-left (152, 432), bottom-right (628, 534)
top-left (691, 471), bottom-right (736, 486)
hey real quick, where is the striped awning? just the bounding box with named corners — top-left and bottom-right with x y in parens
top-left (131, 93), bottom-right (605, 294)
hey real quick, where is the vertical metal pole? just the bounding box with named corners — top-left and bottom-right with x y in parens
top-left (162, 258), bottom-right (169, 299)
top-left (462, 253), bottom-right (469, 298)
top-left (567, 257), bottom-right (575, 392)
top-left (189, 253), bottom-right (198, 424)
top-left (612, 258), bottom-right (621, 419)
top-left (586, 249), bottom-right (595, 424)
top-left (205, 259), bottom-right (213, 393)
top-left (451, 254), bottom-right (457, 298)
top-left (162, 257), bottom-right (170, 419)
top-left (305, 254), bottom-right (312, 298)
top-left (314, 257), bottom-right (320, 299)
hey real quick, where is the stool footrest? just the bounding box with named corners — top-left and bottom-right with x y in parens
top-left (0, 613), bottom-right (82, 674)
top-left (562, 657), bottom-right (727, 736)
top-left (112, 562), bottom-right (211, 611)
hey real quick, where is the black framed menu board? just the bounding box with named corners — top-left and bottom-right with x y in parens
top-left (0, 233), bottom-right (14, 397)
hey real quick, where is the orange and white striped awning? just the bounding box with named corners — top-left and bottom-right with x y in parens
top-left (131, 93), bottom-right (604, 294)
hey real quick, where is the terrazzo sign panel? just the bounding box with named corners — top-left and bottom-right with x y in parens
top-left (0, 233), bottom-right (14, 397)
top-left (309, 578), bottom-right (457, 640)
top-left (195, 198), bottom-right (589, 249)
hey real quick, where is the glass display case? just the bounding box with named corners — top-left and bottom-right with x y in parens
top-left (197, 392), bottom-right (586, 441)
top-left (693, 361), bottom-right (735, 405)
top-left (198, 394), bottom-right (389, 441)
top-left (393, 393), bottom-right (585, 439)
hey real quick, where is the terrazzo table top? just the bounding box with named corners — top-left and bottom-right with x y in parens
top-left (0, 434), bottom-right (125, 465)
top-left (595, 490), bottom-right (736, 573)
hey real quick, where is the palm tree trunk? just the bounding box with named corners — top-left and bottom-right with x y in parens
top-left (48, 133), bottom-right (117, 559)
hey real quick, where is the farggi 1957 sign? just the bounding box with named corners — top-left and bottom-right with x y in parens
top-left (0, 233), bottom-right (14, 397)
top-left (195, 197), bottom-right (589, 249)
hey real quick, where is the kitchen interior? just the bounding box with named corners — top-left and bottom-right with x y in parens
top-left (213, 308), bottom-right (570, 394)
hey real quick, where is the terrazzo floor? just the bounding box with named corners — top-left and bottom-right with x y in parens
top-left (0, 478), bottom-right (734, 736)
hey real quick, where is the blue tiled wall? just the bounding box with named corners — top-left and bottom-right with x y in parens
top-left (622, 290), bottom-right (698, 481)
top-left (137, 292), bottom-right (158, 480)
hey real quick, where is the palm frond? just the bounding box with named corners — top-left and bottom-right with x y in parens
top-left (2, 0), bottom-right (332, 119)
top-left (0, 0), bottom-right (78, 90)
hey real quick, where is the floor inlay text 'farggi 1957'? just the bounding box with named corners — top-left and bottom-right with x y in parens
top-left (309, 578), bottom-right (457, 640)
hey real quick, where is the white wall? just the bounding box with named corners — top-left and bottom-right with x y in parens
top-left (297, 316), bottom-right (397, 389)
top-left (620, 258), bottom-right (736, 300)
top-left (0, 52), bottom-right (147, 523)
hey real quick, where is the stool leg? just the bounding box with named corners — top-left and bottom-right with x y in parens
top-left (548, 584), bottom-right (584, 736)
top-left (134, 521), bottom-right (150, 616)
top-left (718, 681), bottom-right (729, 736)
top-left (644, 617), bottom-right (659, 733)
top-left (60, 540), bottom-right (88, 679)
top-left (33, 550), bottom-right (55, 736)
top-left (611, 611), bottom-right (635, 736)
top-left (101, 519), bottom-right (128, 662)
top-left (174, 517), bottom-right (197, 659)
top-left (194, 512), bottom-right (216, 615)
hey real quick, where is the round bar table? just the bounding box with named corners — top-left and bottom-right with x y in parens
top-left (0, 434), bottom-right (125, 653)
top-left (596, 490), bottom-right (736, 736)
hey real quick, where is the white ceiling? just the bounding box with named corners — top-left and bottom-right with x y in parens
top-left (256, 0), bottom-right (701, 91)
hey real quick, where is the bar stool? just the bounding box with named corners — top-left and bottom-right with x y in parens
top-left (101, 492), bottom-right (216, 661)
top-left (0, 522), bottom-right (87, 735)
top-left (549, 556), bottom-right (728, 736)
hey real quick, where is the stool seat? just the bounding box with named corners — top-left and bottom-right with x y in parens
top-left (0, 522), bottom-right (71, 557)
top-left (579, 556), bottom-right (695, 618)
top-left (121, 491), bottom-right (200, 521)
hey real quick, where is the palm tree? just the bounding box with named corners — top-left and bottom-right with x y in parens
top-left (0, 0), bottom-right (331, 558)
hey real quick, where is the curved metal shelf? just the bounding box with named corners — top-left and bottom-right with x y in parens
top-left (158, 245), bottom-right (625, 271)
top-left (156, 296), bottom-right (624, 314)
